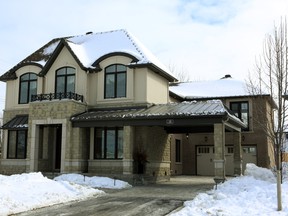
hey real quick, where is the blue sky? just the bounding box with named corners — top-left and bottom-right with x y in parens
top-left (0, 0), bottom-right (288, 111)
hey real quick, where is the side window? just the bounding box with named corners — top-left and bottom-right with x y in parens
top-left (175, 139), bottom-right (181, 163)
top-left (19, 73), bottom-right (37, 104)
top-left (94, 127), bottom-right (123, 159)
top-left (55, 67), bottom-right (75, 95)
top-left (104, 64), bottom-right (126, 99)
top-left (7, 130), bottom-right (27, 159)
top-left (230, 101), bottom-right (249, 131)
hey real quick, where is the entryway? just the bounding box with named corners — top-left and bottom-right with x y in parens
top-left (37, 124), bottom-right (63, 173)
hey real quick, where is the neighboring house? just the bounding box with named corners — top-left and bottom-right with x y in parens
top-left (169, 75), bottom-right (276, 176)
top-left (0, 29), bottom-right (265, 183)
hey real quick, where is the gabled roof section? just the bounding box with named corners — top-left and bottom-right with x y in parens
top-left (0, 29), bottom-right (177, 82)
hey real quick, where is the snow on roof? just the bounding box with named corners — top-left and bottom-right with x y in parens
top-left (0, 29), bottom-right (176, 82)
top-left (169, 77), bottom-right (249, 99)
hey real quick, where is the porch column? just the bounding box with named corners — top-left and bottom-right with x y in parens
top-left (123, 126), bottom-right (134, 175)
top-left (213, 123), bottom-right (226, 182)
top-left (30, 122), bottom-right (39, 172)
top-left (233, 131), bottom-right (243, 176)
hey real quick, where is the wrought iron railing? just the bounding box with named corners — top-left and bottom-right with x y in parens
top-left (31, 92), bottom-right (84, 102)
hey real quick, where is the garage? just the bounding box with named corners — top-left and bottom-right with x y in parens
top-left (197, 145), bottom-right (257, 176)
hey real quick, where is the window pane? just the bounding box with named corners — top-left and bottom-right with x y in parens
top-left (21, 74), bottom-right (30, 81)
top-left (176, 139), bottom-right (181, 162)
top-left (17, 131), bottom-right (26, 159)
top-left (67, 76), bottom-right (75, 93)
top-left (95, 129), bottom-right (104, 159)
top-left (66, 67), bottom-right (75, 75)
top-left (30, 73), bottom-right (37, 80)
top-left (20, 82), bottom-right (28, 104)
top-left (57, 68), bottom-right (66, 75)
top-left (241, 103), bottom-right (248, 111)
top-left (117, 65), bottom-right (126, 72)
top-left (117, 73), bottom-right (126, 97)
top-left (56, 76), bottom-right (65, 93)
top-left (106, 130), bottom-right (115, 159)
top-left (117, 129), bottom-right (123, 159)
top-left (29, 81), bottom-right (37, 102)
top-left (105, 74), bottom-right (115, 98)
top-left (8, 131), bottom-right (16, 158)
top-left (106, 65), bottom-right (116, 73)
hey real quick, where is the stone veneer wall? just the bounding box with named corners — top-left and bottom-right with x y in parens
top-left (0, 108), bottom-right (30, 174)
top-left (28, 100), bottom-right (87, 173)
top-left (134, 126), bottom-right (171, 181)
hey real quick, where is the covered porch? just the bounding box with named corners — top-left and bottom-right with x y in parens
top-left (71, 100), bottom-right (246, 182)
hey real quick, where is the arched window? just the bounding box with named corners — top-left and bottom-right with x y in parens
top-left (55, 67), bottom-right (75, 94)
top-left (104, 64), bottom-right (126, 98)
top-left (19, 73), bottom-right (37, 104)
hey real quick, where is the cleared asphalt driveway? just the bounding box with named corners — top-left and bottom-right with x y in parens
top-left (17, 176), bottom-right (215, 216)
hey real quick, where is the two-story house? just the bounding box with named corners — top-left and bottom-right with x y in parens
top-left (169, 75), bottom-right (276, 176)
top-left (0, 29), bottom-right (254, 182)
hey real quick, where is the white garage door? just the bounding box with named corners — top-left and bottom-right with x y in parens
top-left (196, 146), bottom-right (214, 176)
top-left (197, 145), bottom-right (257, 176)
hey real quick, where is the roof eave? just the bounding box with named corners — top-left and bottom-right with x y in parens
top-left (129, 63), bottom-right (178, 82)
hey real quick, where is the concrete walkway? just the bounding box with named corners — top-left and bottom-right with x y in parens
top-left (17, 176), bottom-right (215, 216)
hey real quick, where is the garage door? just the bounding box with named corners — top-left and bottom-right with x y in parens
top-left (197, 145), bottom-right (257, 176)
top-left (196, 146), bottom-right (214, 176)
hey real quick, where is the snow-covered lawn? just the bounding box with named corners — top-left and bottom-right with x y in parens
top-left (0, 172), bottom-right (131, 215)
top-left (0, 164), bottom-right (287, 216)
top-left (172, 163), bottom-right (288, 216)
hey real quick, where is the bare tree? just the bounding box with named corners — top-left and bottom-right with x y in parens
top-left (168, 63), bottom-right (191, 82)
top-left (246, 18), bottom-right (288, 211)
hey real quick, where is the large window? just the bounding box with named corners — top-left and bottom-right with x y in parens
top-left (105, 64), bottom-right (126, 98)
top-left (19, 73), bottom-right (37, 104)
top-left (7, 130), bottom-right (27, 159)
top-left (230, 101), bottom-right (249, 130)
top-left (55, 67), bottom-right (75, 94)
top-left (94, 127), bottom-right (123, 159)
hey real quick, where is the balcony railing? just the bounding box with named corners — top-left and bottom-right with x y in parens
top-left (31, 92), bottom-right (84, 102)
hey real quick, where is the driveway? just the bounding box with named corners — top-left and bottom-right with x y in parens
top-left (17, 176), bottom-right (215, 216)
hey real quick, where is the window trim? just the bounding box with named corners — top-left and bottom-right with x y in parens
top-left (55, 67), bottom-right (76, 94)
top-left (94, 127), bottom-right (123, 159)
top-left (7, 130), bottom-right (27, 159)
top-left (230, 101), bottom-right (249, 131)
top-left (104, 64), bottom-right (127, 99)
top-left (18, 73), bottom-right (37, 104)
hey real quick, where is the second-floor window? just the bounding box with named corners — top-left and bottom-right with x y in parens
top-left (105, 64), bottom-right (126, 98)
top-left (19, 73), bottom-right (37, 104)
top-left (230, 101), bottom-right (249, 130)
top-left (55, 67), bottom-right (75, 94)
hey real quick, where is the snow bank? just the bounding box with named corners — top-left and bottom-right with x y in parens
top-left (244, 163), bottom-right (276, 183)
top-left (0, 172), bottom-right (103, 215)
top-left (172, 164), bottom-right (288, 216)
top-left (54, 173), bottom-right (132, 189)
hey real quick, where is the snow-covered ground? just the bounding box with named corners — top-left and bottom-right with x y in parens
top-left (0, 164), bottom-right (287, 216)
top-left (172, 163), bottom-right (288, 216)
top-left (0, 172), bottom-right (131, 215)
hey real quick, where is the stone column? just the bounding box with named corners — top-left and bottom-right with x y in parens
top-left (233, 131), bottom-right (243, 176)
top-left (123, 126), bottom-right (134, 175)
top-left (214, 123), bottom-right (226, 182)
